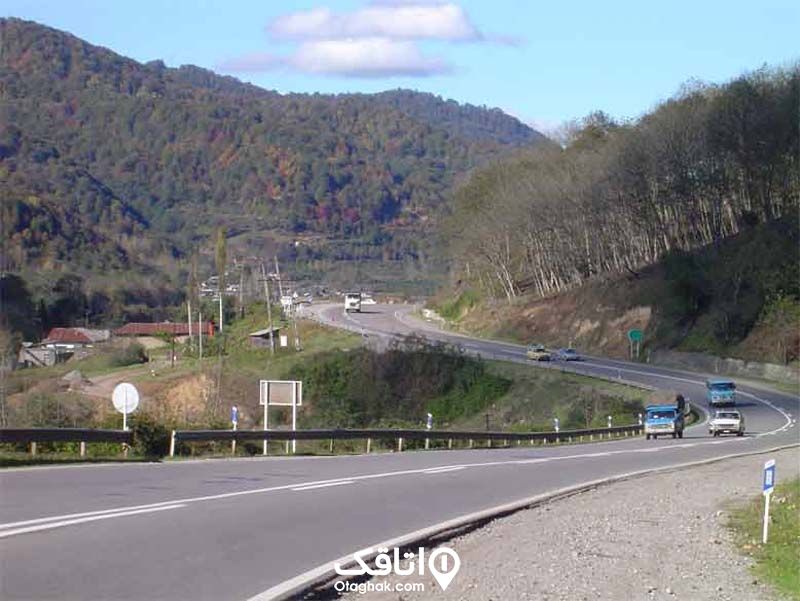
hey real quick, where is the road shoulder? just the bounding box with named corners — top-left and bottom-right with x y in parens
top-left (342, 447), bottom-right (799, 601)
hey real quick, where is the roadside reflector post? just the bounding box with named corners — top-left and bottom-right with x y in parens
top-left (169, 430), bottom-right (176, 458)
top-left (469, 438), bottom-right (474, 448)
top-left (329, 438), bottom-right (334, 454)
top-left (763, 459), bottom-right (776, 544)
top-left (30, 441), bottom-right (37, 456)
top-left (488, 438), bottom-right (492, 448)
top-left (80, 441), bottom-right (86, 457)
top-left (366, 438), bottom-right (372, 454)
top-left (397, 437), bottom-right (403, 452)
top-left (425, 438), bottom-right (430, 450)
top-left (448, 438), bottom-right (453, 449)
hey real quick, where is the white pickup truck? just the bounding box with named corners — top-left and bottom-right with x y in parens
top-left (708, 410), bottom-right (745, 437)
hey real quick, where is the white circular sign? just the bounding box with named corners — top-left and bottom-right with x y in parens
top-left (112, 383), bottom-right (140, 415)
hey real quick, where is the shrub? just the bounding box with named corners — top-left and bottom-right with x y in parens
top-left (130, 413), bottom-right (170, 458)
top-left (109, 342), bottom-right (148, 367)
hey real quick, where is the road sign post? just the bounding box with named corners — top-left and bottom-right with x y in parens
top-left (627, 329), bottom-right (643, 360)
top-left (112, 383), bottom-right (139, 457)
top-left (260, 380), bottom-right (302, 455)
top-left (762, 459), bottom-right (776, 544)
top-left (231, 405), bottom-right (238, 455)
top-left (425, 413), bottom-right (433, 450)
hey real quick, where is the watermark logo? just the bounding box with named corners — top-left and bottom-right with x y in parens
top-left (334, 545), bottom-right (461, 592)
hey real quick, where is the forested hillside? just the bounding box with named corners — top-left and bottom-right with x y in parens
top-left (440, 65), bottom-right (799, 361)
top-left (1, 18), bottom-right (544, 281)
top-left (447, 66), bottom-right (799, 300)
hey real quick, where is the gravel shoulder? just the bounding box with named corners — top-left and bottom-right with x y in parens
top-left (340, 447), bottom-right (799, 601)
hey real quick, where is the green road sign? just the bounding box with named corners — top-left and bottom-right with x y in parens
top-left (628, 329), bottom-right (644, 342)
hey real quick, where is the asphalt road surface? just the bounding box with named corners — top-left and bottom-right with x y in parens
top-left (1, 304), bottom-right (797, 601)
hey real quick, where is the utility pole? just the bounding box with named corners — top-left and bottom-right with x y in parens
top-left (218, 288), bottom-right (224, 334)
top-left (274, 256), bottom-right (284, 298)
top-left (187, 300), bottom-right (192, 351)
top-left (238, 264), bottom-right (245, 319)
top-left (260, 263), bottom-right (275, 355)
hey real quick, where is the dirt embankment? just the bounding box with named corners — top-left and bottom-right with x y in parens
top-left (452, 275), bottom-right (657, 360)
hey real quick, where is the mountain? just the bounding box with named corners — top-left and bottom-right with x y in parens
top-left (0, 18), bottom-right (547, 291)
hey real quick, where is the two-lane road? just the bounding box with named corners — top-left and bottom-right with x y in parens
top-left (1, 304), bottom-right (797, 600)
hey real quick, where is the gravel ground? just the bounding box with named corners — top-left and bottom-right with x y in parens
top-left (337, 447), bottom-right (799, 601)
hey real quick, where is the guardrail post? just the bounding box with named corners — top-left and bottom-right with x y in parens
top-left (487, 438), bottom-right (492, 448)
top-left (366, 438), bottom-right (372, 454)
top-left (169, 430), bottom-right (176, 457)
top-left (425, 438), bottom-right (430, 450)
top-left (329, 439), bottom-right (334, 454)
top-left (542, 438), bottom-right (547, 446)
top-left (80, 441), bottom-right (86, 457)
top-left (568, 436), bottom-right (572, 443)
top-left (397, 437), bottom-right (403, 452)
top-left (503, 438), bottom-right (508, 447)
top-left (448, 438), bottom-right (453, 449)
top-left (30, 441), bottom-right (37, 457)
top-left (469, 438), bottom-right (474, 448)
top-left (589, 434), bottom-right (594, 441)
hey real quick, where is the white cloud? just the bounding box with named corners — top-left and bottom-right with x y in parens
top-left (268, 3), bottom-right (480, 42)
top-left (289, 38), bottom-right (451, 77)
top-left (217, 2), bottom-right (518, 78)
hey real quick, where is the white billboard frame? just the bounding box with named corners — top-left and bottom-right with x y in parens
top-left (259, 380), bottom-right (302, 455)
top-left (259, 380), bottom-right (303, 407)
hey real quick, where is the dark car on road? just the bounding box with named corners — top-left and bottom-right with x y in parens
top-left (555, 348), bottom-right (581, 361)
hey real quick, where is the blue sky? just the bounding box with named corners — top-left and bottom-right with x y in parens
top-left (4, 0), bottom-right (798, 131)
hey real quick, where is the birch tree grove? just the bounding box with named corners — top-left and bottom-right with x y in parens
top-left (447, 66), bottom-right (799, 300)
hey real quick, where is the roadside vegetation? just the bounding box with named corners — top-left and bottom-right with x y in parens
top-left (729, 478), bottom-right (800, 600)
top-left (2, 300), bottom-right (653, 461)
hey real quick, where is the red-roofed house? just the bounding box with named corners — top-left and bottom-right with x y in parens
top-left (17, 327), bottom-right (111, 367)
top-left (43, 327), bottom-right (110, 346)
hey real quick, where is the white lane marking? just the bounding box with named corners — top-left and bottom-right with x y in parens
top-left (0, 432), bottom-right (766, 537)
top-left (0, 503), bottom-right (189, 531)
top-left (291, 480), bottom-right (354, 492)
top-left (0, 504), bottom-right (185, 539)
top-left (423, 466), bottom-right (466, 474)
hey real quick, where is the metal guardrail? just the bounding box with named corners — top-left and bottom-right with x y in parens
top-left (0, 428), bottom-right (132, 457)
top-left (170, 424), bottom-right (643, 456)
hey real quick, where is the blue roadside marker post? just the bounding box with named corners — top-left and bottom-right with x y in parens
top-left (762, 459), bottom-right (776, 543)
top-left (231, 405), bottom-right (239, 455)
top-left (425, 413), bottom-right (433, 449)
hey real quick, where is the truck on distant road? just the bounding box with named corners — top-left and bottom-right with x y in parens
top-left (644, 403), bottom-right (685, 439)
top-left (706, 378), bottom-right (737, 407)
top-left (344, 292), bottom-right (362, 313)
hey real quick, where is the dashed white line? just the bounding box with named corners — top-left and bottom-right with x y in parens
top-left (423, 466), bottom-right (466, 474)
top-left (291, 480), bottom-right (354, 492)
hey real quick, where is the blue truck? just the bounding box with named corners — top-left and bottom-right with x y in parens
top-left (706, 378), bottom-right (736, 407)
top-left (644, 401), bottom-right (685, 440)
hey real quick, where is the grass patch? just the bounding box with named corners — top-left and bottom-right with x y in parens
top-left (434, 288), bottom-right (481, 321)
top-left (0, 453), bottom-right (151, 468)
top-left (454, 361), bottom-right (650, 431)
top-left (729, 477), bottom-right (800, 600)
